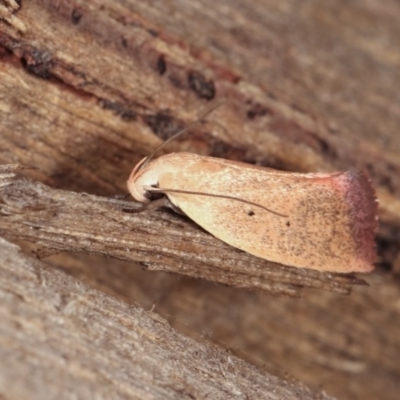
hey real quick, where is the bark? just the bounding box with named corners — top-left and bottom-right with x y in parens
top-left (0, 236), bottom-right (328, 400)
top-left (1, 1), bottom-right (400, 399)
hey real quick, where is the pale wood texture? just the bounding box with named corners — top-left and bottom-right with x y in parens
top-left (0, 236), bottom-right (329, 400)
top-left (1, 1), bottom-right (400, 399)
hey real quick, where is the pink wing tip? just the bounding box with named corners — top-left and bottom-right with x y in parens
top-left (337, 170), bottom-right (379, 272)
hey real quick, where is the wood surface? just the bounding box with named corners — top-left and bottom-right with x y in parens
top-left (1, 0), bottom-right (400, 399)
top-left (0, 236), bottom-right (329, 400)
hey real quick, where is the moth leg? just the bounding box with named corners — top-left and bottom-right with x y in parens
top-left (164, 199), bottom-right (185, 215)
top-left (145, 197), bottom-right (186, 215)
top-left (125, 197), bottom-right (172, 214)
top-left (124, 195), bottom-right (186, 216)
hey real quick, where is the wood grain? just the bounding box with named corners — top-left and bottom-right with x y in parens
top-left (1, 1), bottom-right (400, 399)
top-left (0, 236), bottom-right (330, 400)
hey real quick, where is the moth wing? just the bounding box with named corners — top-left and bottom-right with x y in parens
top-left (157, 154), bottom-right (377, 272)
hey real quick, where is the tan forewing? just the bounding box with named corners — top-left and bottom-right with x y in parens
top-left (155, 153), bottom-right (377, 272)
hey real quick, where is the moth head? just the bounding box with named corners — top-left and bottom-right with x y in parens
top-left (127, 157), bottom-right (159, 203)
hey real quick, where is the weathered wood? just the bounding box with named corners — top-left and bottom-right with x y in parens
top-left (0, 236), bottom-right (330, 400)
top-left (1, 1), bottom-right (400, 399)
top-left (0, 166), bottom-right (364, 297)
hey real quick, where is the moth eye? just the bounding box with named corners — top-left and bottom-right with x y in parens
top-left (286, 221), bottom-right (291, 227)
top-left (145, 183), bottom-right (163, 200)
top-left (247, 210), bottom-right (255, 217)
top-left (144, 190), bottom-right (153, 200)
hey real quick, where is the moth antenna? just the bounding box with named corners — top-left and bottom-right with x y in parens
top-left (144, 186), bottom-right (288, 218)
top-left (140, 101), bottom-right (225, 170)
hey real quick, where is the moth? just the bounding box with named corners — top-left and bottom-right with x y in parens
top-left (127, 112), bottom-right (378, 273)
